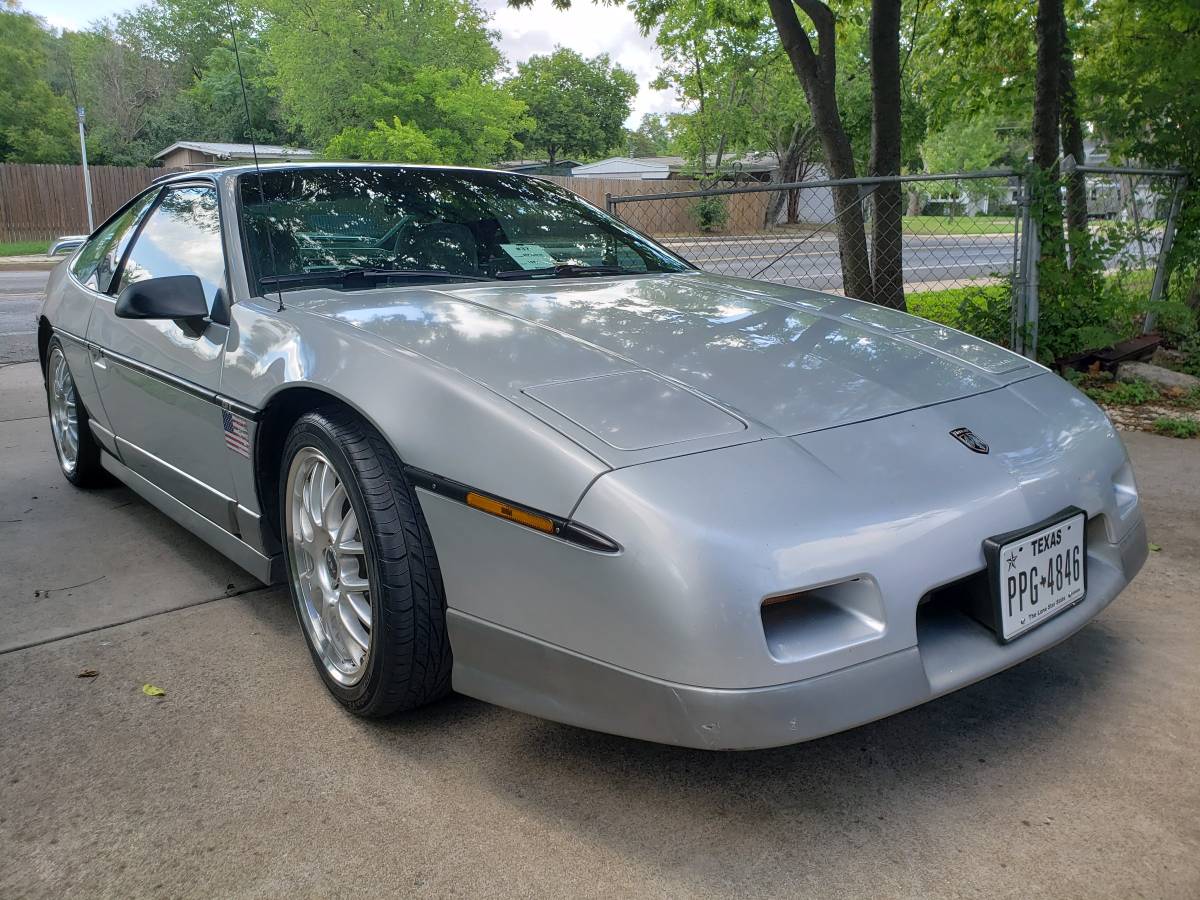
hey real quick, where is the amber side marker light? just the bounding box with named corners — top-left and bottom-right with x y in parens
top-left (403, 465), bottom-right (620, 553)
top-left (466, 491), bottom-right (556, 534)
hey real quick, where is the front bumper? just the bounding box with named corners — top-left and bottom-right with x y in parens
top-left (448, 517), bottom-right (1147, 750)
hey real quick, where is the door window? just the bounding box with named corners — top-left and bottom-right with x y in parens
top-left (116, 185), bottom-right (226, 312)
top-left (70, 189), bottom-right (159, 292)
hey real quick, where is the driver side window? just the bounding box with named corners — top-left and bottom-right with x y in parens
top-left (115, 185), bottom-right (226, 313)
top-left (70, 190), bottom-right (159, 293)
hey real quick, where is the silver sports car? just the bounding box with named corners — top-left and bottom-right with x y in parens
top-left (39, 163), bottom-right (1147, 749)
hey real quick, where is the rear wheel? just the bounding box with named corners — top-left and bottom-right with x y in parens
top-left (45, 338), bottom-right (105, 487)
top-left (280, 407), bottom-right (452, 716)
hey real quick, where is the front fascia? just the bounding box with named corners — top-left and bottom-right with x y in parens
top-left (433, 373), bottom-right (1141, 690)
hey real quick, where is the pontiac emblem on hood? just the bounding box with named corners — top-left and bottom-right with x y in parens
top-left (950, 427), bottom-right (989, 454)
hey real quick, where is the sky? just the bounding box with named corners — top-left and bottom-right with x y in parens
top-left (21, 0), bottom-right (683, 129)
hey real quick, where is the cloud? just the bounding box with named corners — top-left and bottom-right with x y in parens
top-left (479, 0), bottom-right (682, 127)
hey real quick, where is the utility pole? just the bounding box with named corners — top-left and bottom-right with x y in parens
top-left (77, 106), bottom-right (95, 232)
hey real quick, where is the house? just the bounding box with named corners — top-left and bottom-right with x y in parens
top-left (570, 157), bottom-right (673, 180)
top-left (155, 141), bottom-right (315, 170)
top-left (571, 154), bottom-right (779, 182)
top-left (497, 159), bottom-right (582, 177)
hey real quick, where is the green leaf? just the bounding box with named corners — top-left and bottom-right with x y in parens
top-left (142, 683), bottom-right (166, 697)
top-left (1148, 543), bottom-right (1162, 552)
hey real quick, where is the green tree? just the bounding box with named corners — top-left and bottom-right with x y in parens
top-left (0, 6), bottom-right (76, 163)
top-left (506, 48), bottom-right (637, 165)
top-left (50, 22), bottom-right (181, 165)
top-left (117, 0), bottom-right (252, 78)
top-left (624, 113), bottom-right (674, 157)
top-left (920, 117), bottom-right (1012, 213)
top-left (609, 0), bottom-right (914, 306)
top-left (326, 67), bottom-right (532, 165)
top-left (261, 0), bottom-right (503, 149)
top-left (183, 39), bottom-right (295, 146)
top-left (1080, 0), bottom-right (1200, 307)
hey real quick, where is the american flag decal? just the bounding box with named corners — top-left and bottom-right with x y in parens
top-left (222, 410), bottom-right (251, 458)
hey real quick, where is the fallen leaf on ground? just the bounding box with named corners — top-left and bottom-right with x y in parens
top-left (77, 669), bottom-right (99, 678)
top-left (142, 684), bottom-right (166, 698)
top-left (1149, 543), bottom-right (1162, 552)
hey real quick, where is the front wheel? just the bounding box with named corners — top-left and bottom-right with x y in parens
top-left (279, 407), bottom-right (452, 716)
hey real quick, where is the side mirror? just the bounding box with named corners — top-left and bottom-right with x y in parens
top-left (115, 275), bottom-right (209, 321)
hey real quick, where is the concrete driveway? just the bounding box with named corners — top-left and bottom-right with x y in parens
top-left (2, 351), bottom-right (1199, 897)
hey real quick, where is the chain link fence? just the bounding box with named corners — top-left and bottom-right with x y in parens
top-left (607, 171), bottom-right (1021, 295)
top-left (605, 165), bottom-right (1188, 360)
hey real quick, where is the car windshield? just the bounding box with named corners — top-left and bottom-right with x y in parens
top-left (239, 166), bottom-right (692, 292)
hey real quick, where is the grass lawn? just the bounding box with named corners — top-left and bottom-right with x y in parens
top-left (906, 284), bottom-right (1007, 326)
top-left (903, 216), bottom-right (1014, 236)
top-left (0, 240), bottom-right (50, 256)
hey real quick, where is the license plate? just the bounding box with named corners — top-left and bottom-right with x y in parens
top-left (984, 508), bottom-right (1087, 642)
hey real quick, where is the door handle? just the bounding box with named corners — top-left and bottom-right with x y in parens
top-left (91, 346), bottom-right (107, 370)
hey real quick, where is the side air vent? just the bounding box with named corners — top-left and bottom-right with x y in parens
top-left (761, 577), bottom-right (885, 663)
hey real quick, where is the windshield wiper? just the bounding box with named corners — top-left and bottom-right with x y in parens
top-left (493, 264), bottom-right (641, 280)
top-left (259, 267), bottom-right (496, 287)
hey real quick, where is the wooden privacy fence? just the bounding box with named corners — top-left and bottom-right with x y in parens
top-left (0, 163), bottom-right (771, 243)
top-left (543, 176), bottom-right (772, 236)
top-left (0, 164), bottom-right (186, 243)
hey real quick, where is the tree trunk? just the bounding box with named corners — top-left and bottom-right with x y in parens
top-left (906, 190), bottom-right (922, 216)
top-left (1059, 17), bottom-right (1089, 255)
top-left (765, 121), bottom-right (814, 226)
top-left (869, 0), bottom-right (905, 310)
top-left (767, 0), bottom-right (874, 301)
top-left (692, 43), bottom-right (709, 172)
top-left (1033, 0), bottom-right (1065, 257)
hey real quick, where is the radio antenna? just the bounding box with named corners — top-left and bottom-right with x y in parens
top-left (229, 26), bottom-right (284, 312)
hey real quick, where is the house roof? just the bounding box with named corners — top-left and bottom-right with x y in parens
top-left (154, 141), bottom-right (314, 161)
top-left (569, 157), bottom-right (673, 178)
top-left (572, 153), bottom-right (779, 175)
top-left (498, 159), bottom-right (581, 168)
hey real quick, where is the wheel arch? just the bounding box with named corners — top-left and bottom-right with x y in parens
top-left (254, 384), bottom-right (396, 544)
top-left (38, 316), bottom-right (54, 373)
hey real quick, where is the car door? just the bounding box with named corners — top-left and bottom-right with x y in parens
top-left (86, 181), bottom-right (239, 531)
top-left (50, 188), bottom-right (162, 455)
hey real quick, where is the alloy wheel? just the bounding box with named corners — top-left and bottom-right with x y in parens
top-left (48, 347), bottom-right (80, 477)
top-left (285, 447), bottom-right (373, 685)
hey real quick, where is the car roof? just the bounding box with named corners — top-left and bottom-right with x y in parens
top-left (152, 161), bottom-right (542, 187)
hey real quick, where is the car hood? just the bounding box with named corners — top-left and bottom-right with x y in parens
top-left (289, 271), bottom-right (1038, 456)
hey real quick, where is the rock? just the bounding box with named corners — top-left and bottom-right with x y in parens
top-left (1115, 361), bottom-right (1200, 392)
top-left (1151, 347), bottom-right (1187, 369)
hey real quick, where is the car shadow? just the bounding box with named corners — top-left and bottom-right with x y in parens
top-left (352, 618), bottom-right (1129, 891)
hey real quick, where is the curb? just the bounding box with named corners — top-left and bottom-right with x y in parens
top-left (0, 257), bottom-right (60, 272)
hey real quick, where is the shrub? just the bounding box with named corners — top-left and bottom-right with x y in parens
top-left (691, 196), bottom-right (728, 232)
top-left (953, 283), bottom-right (1013, 347)
top-left (1178, 333), bottom-right (1200, 378)
top-left (1152, 416), bottom-right (1200, 439)
top-left (1084, 379), bottom-right (1159, 406)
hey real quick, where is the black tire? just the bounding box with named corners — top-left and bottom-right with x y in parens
top-left (279, 406), bottom-right (452, 716)
top-left (44, 336), bottom-right (106, 488)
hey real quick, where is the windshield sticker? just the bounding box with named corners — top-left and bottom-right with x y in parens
top-left (500, 243), bottom-right (556, 270)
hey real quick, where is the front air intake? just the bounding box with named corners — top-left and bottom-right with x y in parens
top-left (761, 577), bottom-right (886, 663)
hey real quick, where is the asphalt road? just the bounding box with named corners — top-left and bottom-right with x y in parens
top-left (0, 269), bottom-right (47, 365)
top-left (663, 232), bottom-right (1016, 292)
top-left (1, 353), bottom-right (1199, 896)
